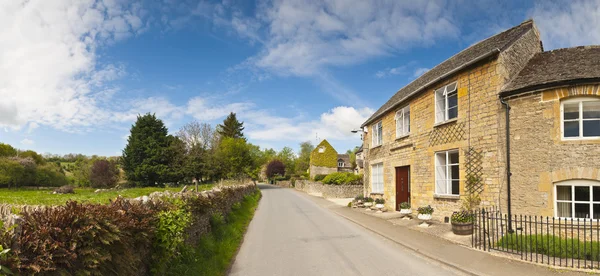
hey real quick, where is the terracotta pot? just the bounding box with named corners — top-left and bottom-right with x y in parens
top-left (451, 221), bottom-right (474, 235)
top-left (417, 213), bottom-right (432, 220)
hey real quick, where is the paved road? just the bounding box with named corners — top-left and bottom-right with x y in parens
top-left (230, 185), bottom-right (465, 276)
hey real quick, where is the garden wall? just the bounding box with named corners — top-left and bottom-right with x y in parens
top-left (294, 180), bottom-right (362, 198)
top-left (0, 183), bottom-right (258, 275)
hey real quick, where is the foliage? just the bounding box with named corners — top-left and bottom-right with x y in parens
top-left (0, 144), bottom-right (17, 158)
top-left (0, 158), bottom-right (67, 188)
top-left (364, 197), bottom-right (374, 203)
top-left (153, 199), bottom-right (192, 273)
top-left (216, 137), bottom-right (255, 179)
top-left (0, 245), bottom-right (13, 275)
top-left (346, 146), bottom-right (360, 169)
top-left (265, 160), bottom-right (285, 179)
top-left (375, 198), bottom-right (385, 204)
top-left (0, 186), bottom-right (211, 206)
top-left (217, 112), bottom-right (245, 140)
top-left (15, 199), bottom-right (160, 275)
top-left (295, 141), bottom-right (314, 175)
top-left (53, 185), bottom-right (75, 194)
top-left (90, 159), bottom-right (120, 188)
top-left (166, 191), bottom-right (261, 276)
top-left (354, 195), bottom-right (365, 201)
top-left (321, 172), bottom-right (362, 185)
top-left (313, 174), bottom-right (327, 182)
top-left (18, 150), bottom-right (45, 165)
top-left (497, 234), bottom-right (600, 262)
top-left (399, 202), bottom-right (411, 209)
top-left (177, 121), bottom-right (219, 184)
top-left (451, 211), bottom-right (474, 223)
top-left (417, 205), bottom-right (434, 215)
top-left (276, 147), bottom-right (296, 176)
top-left (122, 113), bottom-right (181, 186)
top-left (309, 140), bottom-right (337, 168)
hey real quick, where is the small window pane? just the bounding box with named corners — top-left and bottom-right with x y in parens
top-left (448, 107), bottom-right (458, 120)
top-left (595, 204), bottom-right (600, 219)
top-left (583, 120), bottom-right (600, 137)
top-left (575, 203), bottom-right (590, 218)
top-left (450, 165), bottom-right (459, 181)
top-left (594, 187), bottom-right (600, 202)
top-left (446, 82), bottom-right (457, 92)
top-left (564, 121), bottom-right (580, 137)
top-left (564, 103), bottom-right (580, 120)
top-left (575, 186), bottom-right (590, 201)
top-left (557, 186), bottom-right (572, 200)
top-left (583, 101), bottom-right (600, 119)
top-left (449, 152), bottom-right (459, 164)
top-left (451, 180), bottom-right (460, 195)
top-left (557, 202), bottom-right (572, 217)
top-left (436, 180), bottom-right (446, 194)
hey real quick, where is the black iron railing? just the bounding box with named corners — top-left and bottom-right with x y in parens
top-left (472, 208), bottom-right (600, 270)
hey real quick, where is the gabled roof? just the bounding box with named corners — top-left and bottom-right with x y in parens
top-left (362, 20), bottom-right (536, 127)
top-left (337, 154), bottom-right (350, 167)
top-left (501, 46), bottom-right (600, 97)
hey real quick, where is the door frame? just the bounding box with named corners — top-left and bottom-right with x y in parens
top-left (395, 166), bottom-right (410, 211)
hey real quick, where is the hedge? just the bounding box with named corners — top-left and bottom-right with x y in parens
top-left (497, 234), bottom-right (600, 261)
top-left (321, 172), bottom-right (363, 185)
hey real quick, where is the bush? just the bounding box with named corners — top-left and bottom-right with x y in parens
top-left (313, 174), bottom-right (327, 182)
top-left (354, 195), bottom-right (365, 201)
top-left (497, 234), bottom-right (600, 262)
top-left (90, 159), bottom-right (119, 188)
top-left (321, 172), bottom-right (362, 185)
top-left (266, 160), bottom-right (285, 179)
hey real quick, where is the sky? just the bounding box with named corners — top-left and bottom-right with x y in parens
top-left (1, 0), bottom-right (600, 156)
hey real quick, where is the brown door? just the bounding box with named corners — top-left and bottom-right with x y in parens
top-left (395, 166), bottom-right (410, 211)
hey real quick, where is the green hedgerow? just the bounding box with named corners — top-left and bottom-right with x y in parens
top-left (321, 172), bottom-right (362, 185)
top-left (498, 234), bottom-right (600, 262)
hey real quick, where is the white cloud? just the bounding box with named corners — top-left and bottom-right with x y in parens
top-left (20, 138), bottom-right (34, 146)
top-left (186, 97), bottom-right (254, 121)
top-left (414, 67), bottom-right (430, 77)
top-left (375, 66), bottom-right (408, 78)
top-left (531, 0), bottom-right (600, 49)
top-left (0, 0), bottom-right (146, 131)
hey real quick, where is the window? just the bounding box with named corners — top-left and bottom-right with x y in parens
top-left (395, 105), bottom-right (410, 137)
top-left (318, 146), bottom-right (325, 153)
top-left (555, 180), bottom-right (600, 219)
top-left (338, 160), bottom-right (344, 167)
top-left (561, 98), bottom-right (600, 139)
top-left (435, 150), bottom-right (459, 196)
top-left (435, 82), bottom-right (458, 123)
top-left (372, 121), bottom-right (383, 147)
top-left (371, 163), bottom-right (384, 193)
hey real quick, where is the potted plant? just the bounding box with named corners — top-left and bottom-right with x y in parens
top-left (399, 202), bottom-right (411, 214)
top-left (375, 198), bottom-right (385, 209)
top-left (451, 210), bottom-right (475, 235)
top-left (417, 205), bottom-right (434, 220)
top-left (363, 197), bottom-right (374, 207)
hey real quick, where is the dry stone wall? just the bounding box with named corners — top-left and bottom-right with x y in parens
top-left (294, 180), bottom-right (362, 198)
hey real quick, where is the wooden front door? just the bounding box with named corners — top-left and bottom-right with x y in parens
top-left (395, 166), bottom-right (410, 211)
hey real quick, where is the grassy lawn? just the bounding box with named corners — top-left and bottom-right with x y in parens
top-left (166, 190), bottom-right (261, 276)
top-left (0, 184), bottom-right (214, 206)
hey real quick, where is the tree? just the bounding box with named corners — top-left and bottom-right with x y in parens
top-left (122, 113), bottom-right (180, 186)
top-left (216, 137), bottom-right (253, 179)
top-left (217, 112), bottom-right (245, 140)
top-left (90, 159), bottom-right (119, 188)
top-left (72, 158), bottom-right (93, 187)
top-left (266, 160), bottom-right (285, 179)
top-left (346, 146), bottom-right (360, 169)
top-left (19, 150), bottom-right (45, 165)
top-left (0, 143), bottom-right (17, 157)
top-left (277, 147), bottom-right (296, 176)
top-left (295, 141), bottom-right (314, 174)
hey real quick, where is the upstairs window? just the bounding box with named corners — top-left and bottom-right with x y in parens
top-left (435, 150), bottom-right (459, 196)
top-left (435, 82), bottom-right (458, 123)
top-left (395, 105), bottom-right (410, 138)
top-left (562, 98), bottom-right (600, 140)
top-left (372, 121), bottom-right (383, 147)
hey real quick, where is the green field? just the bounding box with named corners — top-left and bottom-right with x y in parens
top-left (0, 184), bottom-right (214, 206)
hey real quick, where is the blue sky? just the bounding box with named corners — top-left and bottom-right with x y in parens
top-left (1, 0), bottom-right (599, 156)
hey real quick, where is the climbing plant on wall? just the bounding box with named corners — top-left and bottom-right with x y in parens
top-left (309, 140), bottom-right (338, 168)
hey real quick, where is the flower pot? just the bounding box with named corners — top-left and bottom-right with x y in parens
top-left (375, 204), bottom-right (385, 209)
top-left (399, 208), bottom-right (411, 214)
top-left (417, 214), bottom-right (432, 220)
top-left (451, 221), bottom-right (474, 235)
top-left (364, 202), bottom-right (373, 207)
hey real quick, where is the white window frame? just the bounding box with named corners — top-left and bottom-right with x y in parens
top-left (434, 82), bottom-right (458, 124)
top-left (560, 97), bottom-right (600, 140)
top-left (554, 180), bottom-right (600, 220)
top-left (371, 163), bottom-right (384, 193)
top-left (395, 105), bottom-right (410, 138)
top-left (372, 121), bottom-right (383, 147)
top-left (338, 161), bottom-right (344, 167)
top-left (434, 150), bottom-right (460, 196)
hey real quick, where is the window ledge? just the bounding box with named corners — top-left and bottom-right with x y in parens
top-left (395, 134), bottom-right (410, 141)
top-left (434, 118), bottom-right (458, 128)
top-left (434, 194), bottom-right (460, 200)
top-left (370, 192), bottom-right (384, 196)
top-left (371, 145), bottom-right (382, 149)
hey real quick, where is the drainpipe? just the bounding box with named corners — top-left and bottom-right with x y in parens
top-left (500, 97), bottom-right (513, 233)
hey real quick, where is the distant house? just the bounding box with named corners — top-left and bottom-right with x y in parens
top-left (354, 145), bottom-right (364, 175)
top-left (309, 139), bottom-right (354, 178)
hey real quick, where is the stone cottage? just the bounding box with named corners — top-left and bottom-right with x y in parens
top-left (361, 19), bottom-right (600, 220)
top-left (309, 139), bottom-right (354, 178)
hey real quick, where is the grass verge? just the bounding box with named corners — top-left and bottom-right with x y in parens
top-left (166, 190), bottom-right (262, 276)
top-left (497, 234), bottom-right (600, 261)
top-left (0, 185), bottom-right (214, 205)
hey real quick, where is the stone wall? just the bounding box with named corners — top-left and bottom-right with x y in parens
top-left (294, 180), bottom-right (362, 198)
top-left (309, 165), bottom-right (337, 178)
top-left (507, 85), bottom-right (600, 216)
top-left (361, 28), bottom-right (542, 219)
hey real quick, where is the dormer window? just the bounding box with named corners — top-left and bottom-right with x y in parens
top-left (338, 161), bottom-right (344, 167)
top-left (318, 146), bottom-right (325, 153)
top-left (435, 82), bottom-right (458, 123)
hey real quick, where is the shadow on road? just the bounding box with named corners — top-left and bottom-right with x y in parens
top-left (256, 184), bottom-right (282, 190)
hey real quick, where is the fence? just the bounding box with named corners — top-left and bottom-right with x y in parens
top-left (472, 208), bottom-right (600, 270)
